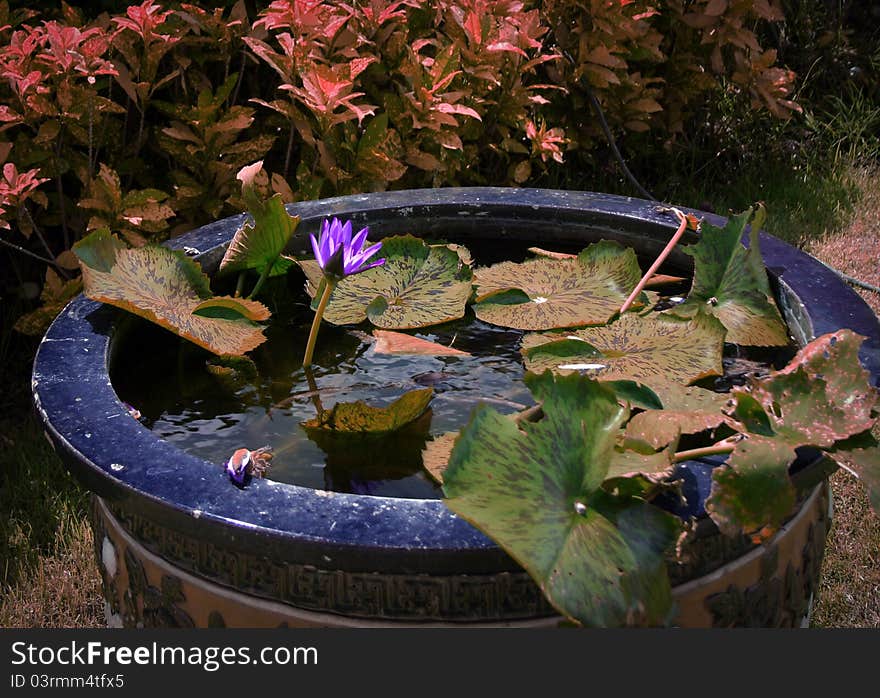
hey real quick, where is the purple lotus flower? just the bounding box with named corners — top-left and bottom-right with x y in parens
top-left (310, 218), bottom-right (384, 280)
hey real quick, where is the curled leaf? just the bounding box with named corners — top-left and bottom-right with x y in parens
top-left (670, 208), bottom-right (789, 346)
top-left (303, 387), bottom-right (434, 434)
top-left (73, 229), bottom-right (268, 356)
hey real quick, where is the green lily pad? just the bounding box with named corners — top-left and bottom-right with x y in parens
top-left (219, 166), bottom-right (300, 279)
top-left (728, 330), bottom-right (876, 448)
top-left (442, 372), bottom-right (680, 627)
top-left (73, 229), bottom-right (269, 356)
top-left (625, 387), bottom-right (732, 450)
top-left (708, 330), bottom-right (879, 539)
top-left (706, 436), bottom-right (798, 542)
top-left (669, 208), bottom-right (789, 346)
top-left (302, 387), bottom-right (434, 434)
top-left (472, 240), bottom-right (645, 330)
top-left (520, 312), bottom-right (725, 391)
top-left (299, 235), bottom-right (473, 329)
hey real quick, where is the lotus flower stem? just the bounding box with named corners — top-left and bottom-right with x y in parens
top-left (234, 271), bottom-right (246, 298)
top-left (620, 208), bottom-right (688, 314)
top-left (672, 436), bottom-right (739, 463)
top-left (301, 218), bottom-right (385, 368)
top-left (302, 279), bottom-right (337, 368)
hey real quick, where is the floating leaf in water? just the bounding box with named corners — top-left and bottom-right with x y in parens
top-left (206, 355), bottom-right (259, 390)
top-left (520, 312), bottom-right (725, 392)
top-left (669, 208), bottom-right (789, 346)
top-left (443, 372), bottom-right (680, 627)
top-left (299, 235), bottom-right (472, 329)
top-left (372, 329), bottom-right (470, 356)
top-left (302, 387), bottom-right (434, 434)
top-left (219, 162), bottom-right (300, 280)
top-left (73, 229), bottom-right (269, 356)
top-left (472, 240), bottom-right (645, 330)
top-left (708, 330), bottom-right (879, 539)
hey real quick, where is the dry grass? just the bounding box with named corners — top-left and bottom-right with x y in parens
top-left (805, 163), bottom-right (880, 627)
top-left (0, 362), bottom-right (104, 629)
top-left (0, 516), bottom-right (103, 628)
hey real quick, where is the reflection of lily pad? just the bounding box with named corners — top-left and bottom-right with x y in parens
top-left (73, 229), bottom-right (269, 356)
top-left (443, 372), bottom-right (680, 627)
top-left (669, 209), bottom-right (788, 346)
top-left (521, 312), bottom-right (725, 391)
top-left (302, 387), bottom-right (434, 434)
top-left (472, 240), bottom-right (645, 330)
top-left (299, 235), bottom-right (473, 329)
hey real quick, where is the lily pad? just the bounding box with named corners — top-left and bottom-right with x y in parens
top-left (705, 436), bottom-right (798, 542)
top-left (219, 164), bottom-right (300, 278)
top-left (472, 240), bottom-right (645, 330)
top-left (670, 209), bottom-right (789, 346)
top-left (372, 329), bottom-right (470, 356)
top-left (708, 330), bottom-right (879, 539)
top-left (442, 372), bottom-right (680, 627)
top-left (302, 387), bottom-right (434, 434)
top-left (626, 387), bottom-right (732, 450)
top-left (520, 312), bottom-right (725, 391)
top-left (727, 330), bottom-right (875, 448)
top-left (299, 235), bottom-right (473, 329)
top-left (73, 229), bottom-right (269, 356)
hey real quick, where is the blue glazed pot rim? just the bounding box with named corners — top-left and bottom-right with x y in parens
top-left (32, 188), bottom-right (880, 568)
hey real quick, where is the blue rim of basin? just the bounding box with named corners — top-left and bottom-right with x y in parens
top-left (32, 188), bottom-right (880, 575)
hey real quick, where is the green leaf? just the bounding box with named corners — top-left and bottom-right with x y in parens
top-left (472, 240), bottom-right (645, 330)
top-left (728, 330), bottom-right (876, 448)
top-left (73, 230), bottom-right (269, 356)
top-left (302, 387), bottom-right (434, 434)
top-left (709, 330), bottom-right (879, 539)
top-left (625, 387), bottom-right (731, 450)
top-left (670, 209), bottom-right (789, 346)
top-left (706, 436), bottom-right (797, 542)
top-left (71, 227), bottom-right (128, 274)
top-left (520, 312), bottom-right (725, 392)
top-left (442, 372), bottom-right (680, 627)
top-left (299, 235), bottom-right (473, 329)
top-left (192, 297), bottom-right (273, 322)
top-left (219, 192), bottom-right (300, 278)
top-left (605, 380), bottom-right (663, 411)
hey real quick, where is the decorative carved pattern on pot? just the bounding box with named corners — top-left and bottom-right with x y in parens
top-left (105, 502), bottom-right (554, 621)
top-left (704, 503), bottom-right (828, 627)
